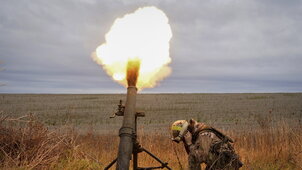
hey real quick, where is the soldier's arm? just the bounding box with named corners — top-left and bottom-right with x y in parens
top-left (186, 132), bottom-right (202, 170)
top-left (183, 132), bottom-right (194, 154)
top-left (183, 141), bottom-right (191, 154)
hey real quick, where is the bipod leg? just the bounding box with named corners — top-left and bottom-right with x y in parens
top-left (104, 158), bottom-right (117, 170)
top-left (140, 147), bottom-right (172, 170)
top-left (133, 139), bottom-right (142, 170)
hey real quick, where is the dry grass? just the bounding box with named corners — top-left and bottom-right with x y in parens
top-left (0, 114), bottom-right (301, 170)
top-left (0, 114), bottom-right (76, 169)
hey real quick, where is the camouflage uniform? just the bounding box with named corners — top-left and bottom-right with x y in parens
top-left (184, 120), bottom-right (242, 170)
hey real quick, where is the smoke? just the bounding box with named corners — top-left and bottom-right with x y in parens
top-left (93, 6), bottom-right (172, 90)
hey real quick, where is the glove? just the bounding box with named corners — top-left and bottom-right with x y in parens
top-left (183, 132), bottom-right (193, 146)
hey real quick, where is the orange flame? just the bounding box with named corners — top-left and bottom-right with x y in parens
top-left (92, 6), bottom-right (172, 90)
top-left (126, 59), bottom-right (140, 87)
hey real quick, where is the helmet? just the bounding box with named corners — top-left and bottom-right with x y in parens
top-left (171, 120), bottom-right (189, 143)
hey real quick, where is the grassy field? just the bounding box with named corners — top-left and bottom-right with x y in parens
top-left (0, 93), bottom-right (302, 169)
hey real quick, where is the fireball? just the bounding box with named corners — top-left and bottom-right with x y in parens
top-left (93, 6), bottom-right (172, 89)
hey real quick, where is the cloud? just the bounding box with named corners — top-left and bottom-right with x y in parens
top-left (0, 0), bottom-right (301, 93)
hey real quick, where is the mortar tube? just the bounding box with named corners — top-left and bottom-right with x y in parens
top-left (116, 86), bottom-right (137, 170)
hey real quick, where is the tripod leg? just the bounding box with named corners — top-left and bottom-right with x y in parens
top-left (104, 158), bottom-right (117, 170)
top-left (141, 147), bottom-right (172, 170)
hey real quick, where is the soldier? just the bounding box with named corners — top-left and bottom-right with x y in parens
top-left (171, 119), bottom-right (243, 170)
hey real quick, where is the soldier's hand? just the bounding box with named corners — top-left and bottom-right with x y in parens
top-left (184, 132), bottom-right (193, 145)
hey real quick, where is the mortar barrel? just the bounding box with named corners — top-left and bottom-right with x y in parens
top-left (116, 86), bottom-right (137, 170)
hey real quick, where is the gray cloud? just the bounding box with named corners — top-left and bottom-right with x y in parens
top-left (0, 0), bottom-right (301, 93)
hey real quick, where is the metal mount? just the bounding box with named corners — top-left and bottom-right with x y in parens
top-left (110, 100), bottom-right (145, 118)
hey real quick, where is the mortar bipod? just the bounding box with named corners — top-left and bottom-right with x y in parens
top-left (105, 100), bottom-right (171, 170)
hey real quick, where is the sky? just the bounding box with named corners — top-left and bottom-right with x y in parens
top-left (1, 0), bottom-right (302, 93)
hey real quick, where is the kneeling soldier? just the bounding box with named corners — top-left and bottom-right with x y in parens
top-left (171, 119), bottom-right (243, 170)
